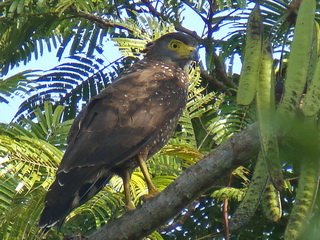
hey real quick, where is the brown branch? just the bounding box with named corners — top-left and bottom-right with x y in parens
top-left (87, 123), bottom-right (260, 240)
top-left (141, 0), bottom-right (201, 41)
top-left (74, 11), bottom-right (134, 32)
top-left (223, 174), bottom-right (233, 240)
top-left (4, 9), bottom-right (134, 33)
top-left (212, 52), bottom-right (238, 89)
top-left (207, 0), bottom-right (216, 40)
top-left (141, 0), bottom-right (162, 19)
top-left (180, 0), bottom-right (208, 24)
top-left (223, 198), bottom-right (230, 239)
top-left (159, 199), bottom-right (199, 232)
top-left (175, 25), bottom-right (202, 41)
top-left (200, 70), bottom-right (232, 94)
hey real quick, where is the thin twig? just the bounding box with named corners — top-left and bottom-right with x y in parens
top-left (223, 174), bottom-right (233, 240)
top-left (181, 0), bottom-right (208, 23)
top-left (75, 11), bottom-right (134, 32)
top-left (200, 70), bottom-right (233, 95)
top-left (160, 199), bottom-right (199, 232)
top-left (141, 0), bottom-right (201, 41)
top-left (212, 52), bottom-right (237, 89)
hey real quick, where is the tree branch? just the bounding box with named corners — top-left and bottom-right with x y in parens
top-left (200, 69), bottom-right (232, 94)
top-left (212, 52), bottom-right (238, 89)
top-left (88, 123), bottom-right (260, 240)
top-left (141, 0), bottom-right (201, 41)
top-left (74, 11), bottom-right (135, 32)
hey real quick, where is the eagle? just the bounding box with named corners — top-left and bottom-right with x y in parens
top-left (39, 32), bottom-right (198, 231)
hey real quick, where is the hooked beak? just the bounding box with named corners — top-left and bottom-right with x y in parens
top-left (189, 47), bottom-right (199, 61)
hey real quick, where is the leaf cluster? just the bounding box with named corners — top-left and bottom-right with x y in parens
top-left (1, 0), bottom-right (320, 239)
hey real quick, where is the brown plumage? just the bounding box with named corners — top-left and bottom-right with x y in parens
top-left (39, 32), bottom-right (198, 231)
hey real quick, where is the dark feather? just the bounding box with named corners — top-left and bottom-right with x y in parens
top-left (39, 32), bottom-right (198, 230)
top-left (60, 60), bottom-right (187, 171)
top-left (39, 166), bottom-right (112, 229)
top-left (39, 60), bottom-right (188, 228)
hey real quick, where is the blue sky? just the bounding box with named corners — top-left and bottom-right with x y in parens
top-left (0, 6), bottom-right (242, 123)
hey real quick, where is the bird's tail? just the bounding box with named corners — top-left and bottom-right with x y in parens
top-left (39, 166), bottom-right (113, 232)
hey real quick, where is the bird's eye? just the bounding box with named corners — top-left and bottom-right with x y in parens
top-left (169, 40), bottom-right (181, 50)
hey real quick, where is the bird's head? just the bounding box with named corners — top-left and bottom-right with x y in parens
top-left (145, 32), bottom-right (199, 69)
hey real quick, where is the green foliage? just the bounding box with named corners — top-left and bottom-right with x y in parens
top-left (0, 103), bottom-right (65, 192)
top-left (63, 186), bottom-right (124, 236)
top-left (205, 104), bottom-right (253, 146)
top-left (14, 55), bottom-right (127, 121)
top-left (1, 0), bottom-right (320, 239)
top-left (0, 0), bottom-right (62, 75)
top-left (0, 0), bottom-right (136, 75)
top-left (0, 187), bottom-right (49, 240)
top-left (3, 101), bottom-right (72, 148)
top-left (0, 71), bottom-right (30, 104)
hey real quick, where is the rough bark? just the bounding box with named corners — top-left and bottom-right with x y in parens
top-left (88, 123), bottom-right (260, 240)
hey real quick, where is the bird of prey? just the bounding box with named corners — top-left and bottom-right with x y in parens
top-left (39, 32), bottom-right (198, 231)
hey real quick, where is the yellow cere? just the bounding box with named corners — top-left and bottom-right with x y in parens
top-left (168, 40), bottom-right (196, 58)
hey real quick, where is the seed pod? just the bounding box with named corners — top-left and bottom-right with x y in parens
top-left (261, 181), bottom-right (282, 223)
top-left (315, 21), bottom-right (320, 57)
top-left (229, 154), bottom-right (268, 231)
top-left (284, 157), bottom-right (319, 239)
top-left (301, 22), bottom-right (320, 116)
top-left (256, 42), bottom-right (283, 190)
top-left (302, 58), bottom-right (320, 116)
top-left (237, 3), bottom-right (263, 105)
top-left (277, 0), bottom-right (316, 118)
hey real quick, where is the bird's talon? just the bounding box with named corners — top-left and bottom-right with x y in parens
top-left (140, 190), bottom-right (159, 202)
top-left (125, 202), bottom-right (136, 211)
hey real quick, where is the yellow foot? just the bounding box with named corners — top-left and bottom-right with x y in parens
top-left (125, 201), bottom-right (136, 211)
top-left (140, 189), bottom-right (159, 202)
